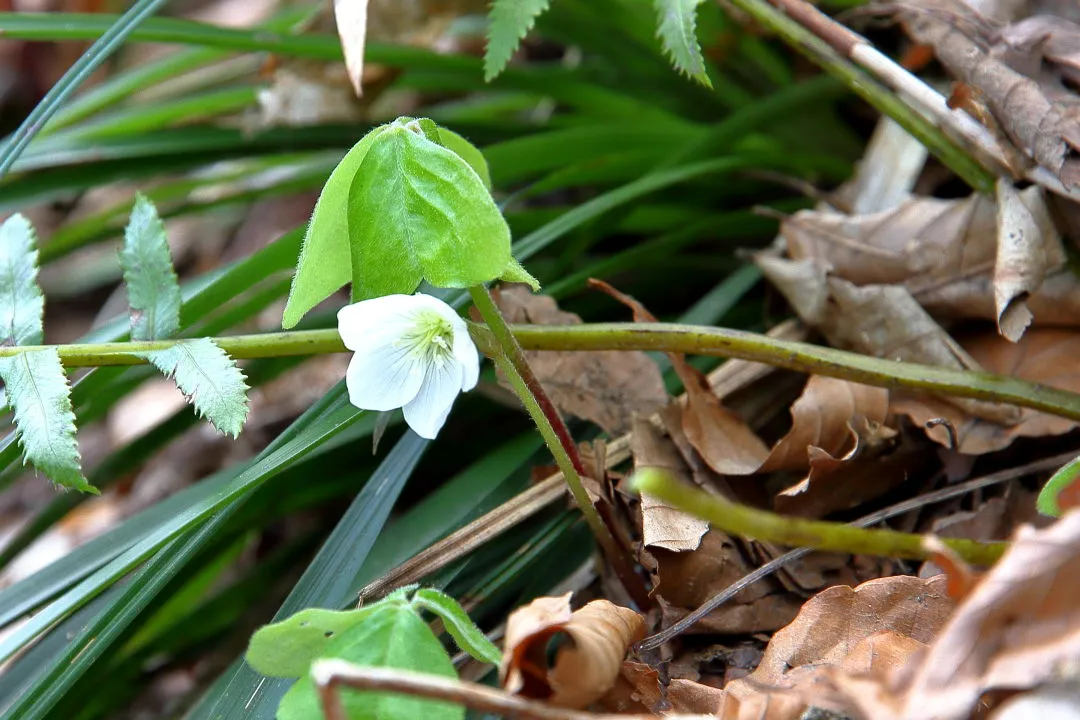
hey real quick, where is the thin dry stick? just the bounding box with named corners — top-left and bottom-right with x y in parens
top-left (757, 0), bottom-right (1080, 201)
top-left (311, 662), bottom-right (715, 720)
top-left (636, 448), bottom-right (1079, 651)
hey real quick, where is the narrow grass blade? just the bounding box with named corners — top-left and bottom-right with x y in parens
top-left (0, 0), bottom-right (171, 179)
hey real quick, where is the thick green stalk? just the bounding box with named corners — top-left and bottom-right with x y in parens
top-left (633, 468), bottom-right (1008, 565)
top-left (11, 321), bottom-right (1080, 421)
top-left (467, 286), bottom-right (649, 608)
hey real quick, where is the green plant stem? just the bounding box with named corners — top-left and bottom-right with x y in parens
top-left (14, 321), bottom-right (1080, 421)
top-left (633, 468), bottom-right (1008, 565)
top-left (466, 286), bottom-right (649, 608)
top-left (724, 0), bottom-right (995, 194)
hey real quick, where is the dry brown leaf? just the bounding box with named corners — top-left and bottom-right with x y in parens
top-left (994, 179), bottom-right (1063, 341)
top-left (761, 375), bottom-right (889, 472)
top-left (773, 417), bottom-right (911, 519)
top-left (632, 418), bottom-right (709, 553)
top-left (499, 593), bottom-right (645, 709)
top-left (650, 531), bottom-right (802, 634)
top-left (727, 574), bottom-right (952, 694)
top-left (493, 286), bottom-right (668, 435)
top-left (588, 279), bottom-right (769, 474)
top-left (758, 259), bottom-right (1019, 424)
top-left (901, 0), bottom-right (1080, 186)
top-left (891, 327), bottom-right (1080, 453)
top-left (893, 510), bottom-right (1080, 720)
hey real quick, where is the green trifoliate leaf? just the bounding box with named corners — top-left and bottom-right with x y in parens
top-left (484, 0), bottom-right (550, 82)
top-left (347, 121), bottom-right (513, 300)
top-left (278, 602), bottom-right (462, 720)
top-left (120, 193), bottom-right (182, 341)
top-left (412, 588), bottom-right (502, 665)
top-left (246, 606), bottom-right (381, 678)
top-left (654, 0), bottom-right (712, 88)
top-left (0, 214), bottom-right (45, 346)
top-left (437, 128), bottom-right (492, 191)
top-left (141, 338), bottom-right (249, 437)
top-left (0, 350), bottom-right (92, 493)
top-left (282, 125), bottom-right (390, 329)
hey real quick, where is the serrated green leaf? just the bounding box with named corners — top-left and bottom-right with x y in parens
top-left (0, 350), bottom-right (91, 493)
top-left (282, 125), bottom-right (389, 329)
top-left (484, 0), bottom-right (550, 82)
top-left (0, 214), bottom-right (44, 346)
top-left (347, 123), bottom-right (512, 300)
top-left (120, 193), bottom-right (181, 341)
top-left (140, 338), bottom-right (249, 437)
top-left (412, 588), bottom-right (501, 665)
top-left (278, 603), bottom-right (461, 720)
top-left (246, 606), bottom-right (381, 678)
top-left (654, 0), bottom-right (712, 88)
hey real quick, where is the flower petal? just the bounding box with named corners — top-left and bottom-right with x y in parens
top-left (337, 294), bottom-right (424, 351)
top-left (402, 357), bottom-right (463, 439)
top-left (345, 338), bottom-right (424, 412)
top-left (452, 319), bottom-right (480, 391)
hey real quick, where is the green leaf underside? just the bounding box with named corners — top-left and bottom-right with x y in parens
top-left (277, 603), bottom-right (462, 720)
top-left (1038, 455), bottom-right (1080, 517)
top-left (654, 0), bottom-right (712, 88)
top-left (348, 125), bottom-right (512, 301)
top-left (140, 338), bottom-right (249, 437)
top-left (0, 214), bottom-right (45, 346)
top-left (281, 126), bottom-right (388, 329)
top-left (484, 0), bottom-right (551, 82)
top-left (245, 606), bottom-right (380, 678)
top-left (412, 588), bottom-right (502, 665)
top-left (0, 350), bottom-right (91, 492)
top-left (120, 193), bottom-right (181, 341)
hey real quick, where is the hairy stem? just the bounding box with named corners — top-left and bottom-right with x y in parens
top-left (633, 468), bottom-right (1008, 565)
top-left (467, 286), bottom-right (649, 608)
top-left (14, 321), bottom-right (1080, 421)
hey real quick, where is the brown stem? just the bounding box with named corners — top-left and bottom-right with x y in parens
top-left (310, 661), bottom-right (696, 720)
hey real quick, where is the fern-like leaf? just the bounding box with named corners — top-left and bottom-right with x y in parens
top-left (0, 214), bottom-right (45, 346)
top-left (141, 338), bottom-right (249, 437)
top-left (484, 0), bottom-right (550, 82)
top-left (0, 350), bottom-right (91, 493)
top-left (120, 194), bottom-right (181, 341)
top-left (654, 0), bottom-right (712, 88)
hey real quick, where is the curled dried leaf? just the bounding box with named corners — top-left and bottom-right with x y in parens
top-left (500, 593), bottom-right (645, 709)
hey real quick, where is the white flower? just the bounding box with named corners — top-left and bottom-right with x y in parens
top-left (337, 293), bottom-right (479, 439)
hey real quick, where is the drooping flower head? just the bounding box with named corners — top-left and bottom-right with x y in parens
top-left (337, 293), bottom-right (479, 439)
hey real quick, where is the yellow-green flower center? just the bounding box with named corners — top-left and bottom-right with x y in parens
top-left (400, 310), bottom-right (455, 364)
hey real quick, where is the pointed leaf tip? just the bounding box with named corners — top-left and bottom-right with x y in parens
top-left (484, 0), bottom-right (551, 82)
top-left (141, 338), bottom-right (249, 437)
top-left (0, 213), bottom-right (44, 346)
top-left (120, 193), bottom-right (182, 341)
top-left (654, 0), bottom-right (713, 88)
top-left (0, 350), bottom-right (91, 492)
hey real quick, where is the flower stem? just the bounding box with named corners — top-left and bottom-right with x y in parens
top-left (467, 285), bottom-right (649, 608)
